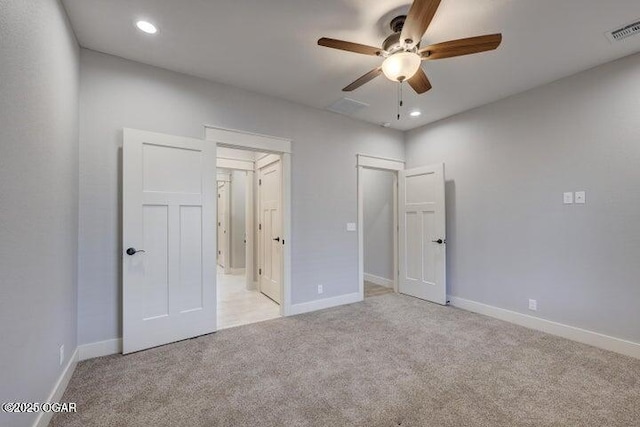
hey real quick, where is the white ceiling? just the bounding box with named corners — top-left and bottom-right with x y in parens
top-left (62, 0), bottom-right (640, 131)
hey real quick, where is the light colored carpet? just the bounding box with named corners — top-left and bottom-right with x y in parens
top-left (52, 294), bottom-right (640, 427)
top-left (364, 281), bottom-right (394, 298)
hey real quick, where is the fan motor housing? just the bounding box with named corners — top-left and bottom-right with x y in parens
top-left (382, 33), bottom-right (402, 52)
top-left (383, 15), bottom-right (419, 53)
top-left (390, 15), bottom-right (406, 33)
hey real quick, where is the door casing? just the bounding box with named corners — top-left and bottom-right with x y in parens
top-left (216, 175), bottom-right (231, 274)
top-left (205, 125), bottom-right (292, 316)
top-left (356, 154), bottom-right (404, 300)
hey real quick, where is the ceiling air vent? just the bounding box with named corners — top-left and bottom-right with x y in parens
top-left (327, 97), bottom-right (369, 116)
top-left (606, 19), bottom-right (640, 43)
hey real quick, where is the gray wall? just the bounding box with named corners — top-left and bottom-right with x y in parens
top-left (230, 170), bottom-right (247, 269)
top-left (405, 53), bottom-right (640, 343)
top-left (78, 49), bottom-right (404, 345)
top-left (0, 1), bottom-right (79, 426)
top-left (363, 168), bottom-right (394, 281)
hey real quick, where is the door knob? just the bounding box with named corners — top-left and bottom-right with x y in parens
top-left (126, 247), bottom-right (146, 256)
top-left (431, 239), bottom-right (445, 244)
top-left (272, 237), bottom-right (281, 242)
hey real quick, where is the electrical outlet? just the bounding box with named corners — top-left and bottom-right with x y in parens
top-left (528, 299), bottom-right (537, 311)
top-left (575, 191), bottom-right (586, 204)
top-left (59, 345), bottom-right (64, 366)
top-left (317, 284), bottom-right (323, 294)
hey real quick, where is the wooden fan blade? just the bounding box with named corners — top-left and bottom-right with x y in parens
top-left (408, 67), bottom-right (432, 94)
top-left (318, 38), bottom-right (382, 56)
top-left (343, 68), bottom-right (383, 92)
top-left (420, 34), bottom-right (502, 60)
top-left (400, 0), bottom-right (442, 48)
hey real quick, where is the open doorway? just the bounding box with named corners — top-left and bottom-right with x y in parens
top-left (357, 154), bottom-right (405, 301)
top-left (362, 167), bottom-right (396, 298)
top-left (216, 147), bottom-right (282, 329)
top-left (122, 127), bottom-right (293, 353)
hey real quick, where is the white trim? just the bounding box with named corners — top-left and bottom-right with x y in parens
top-left (216, 173), bottom-right (231, 182)
top-left (392, 173), bottom-right (399, 293)
top-left (205, 125), bottom-right (292, 154)
top-left (227, 268), bottom-right (246, 275)
top-left (289, 292), bottom-right (362, 316)
top-left (245, 170), bottom-right (255, 290)
top-left (281, 153), bottom-right (292, 315)
top-left (255, 153), bottom-right (280, 170)
top-left (205, 125), bottom-right (292, 317)
top-left (78, 338), bottom-right (122, 361)
top-left (357, 154), bottom-right (405, 171)
top-left (363, 273), bottom-right (394, 288)
top-left (449, 296), bottom-right (640, 360)
top-left (222, 181), bottom-right (232, 275)
top-left (357, 156), bottom-right (401, 302)
top-left (32, 348), bottom-right (79, 427)
top-left (217, 157), bottom-right (254, 171)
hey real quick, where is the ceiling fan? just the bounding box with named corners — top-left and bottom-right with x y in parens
top-left (317, 0), bottom-right (502, 94)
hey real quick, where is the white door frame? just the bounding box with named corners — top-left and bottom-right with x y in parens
top-left (217, 161), bottom-right (255, 289)
top-left (205, 125), bottom-right (292, 316)
top-left (357, 154), bottom-right (405, 301)
top-left (216, 174), bottom-right (232, 274)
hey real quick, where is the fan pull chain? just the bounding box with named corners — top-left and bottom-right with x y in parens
top-left (397, 81), bottom-right (404, 120)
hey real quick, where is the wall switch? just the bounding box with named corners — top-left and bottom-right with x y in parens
top-left (528, 299), bottom-right (537, 311)
top-left (563, 192), bottom-right (574, 204)
top-left (317, 284), bottom-right (323, 294)
top-left (346, 223), bottom-right (357, 232)
top-left (59, 345), bottom-right (64, 366)
top-left (575, 191), bottom-right (586, 204)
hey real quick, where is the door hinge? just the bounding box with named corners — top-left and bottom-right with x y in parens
top-left (259, 223), bottom-right (262, 230)
top-left (218, 194), bottom-right (220, 198)
top-left (259, 179), bottom-right (262, 186)
top-left (218, 250), bottom-right (221, 255)
top-left (259, 268), bottom-right (262, 275)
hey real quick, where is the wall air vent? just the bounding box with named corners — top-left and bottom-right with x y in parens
top-left (327, 97), bottom-right (369, 116)
top-left (606, 19), bottom-right (640, 43)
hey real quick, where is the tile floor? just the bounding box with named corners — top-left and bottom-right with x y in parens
top-left (217, 266), bottom-right (281, 329)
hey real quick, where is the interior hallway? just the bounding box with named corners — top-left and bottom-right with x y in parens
top-left (217, 267), bottom-right (280, 329)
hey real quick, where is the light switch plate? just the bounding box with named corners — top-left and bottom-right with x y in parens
top-left (346, 222), bottom-right (357, 232)
top-left (563, 192), bottom-right (574, 204)
top-left (575, 191), bottom-right (586, 204)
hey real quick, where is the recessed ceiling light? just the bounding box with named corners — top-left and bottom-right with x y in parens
top-left (136, 20), bottom-right (157, 34)
top-left (409, 110), bottom-right (421, 117)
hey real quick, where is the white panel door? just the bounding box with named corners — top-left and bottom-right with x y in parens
top-left (123, 129), bottom-right (216, 354)
top-left (259, 159), bottom-right (282, 304)
top-left (398, 163), bottom-right (446, 305)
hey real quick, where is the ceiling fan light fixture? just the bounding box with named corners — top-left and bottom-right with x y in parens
top-left (136, 20), bottom-right (158, 34)
top-left (381, 52), bottom-right (421, 82)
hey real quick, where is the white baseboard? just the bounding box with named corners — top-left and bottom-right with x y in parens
top-left (78, 338), bottom-right (122, 361)
top-left (33, 347), bottom-right (79, 427)
top-left (449, 296), bottom-right (640, 360)
top-left (289, 292), bottom-right (362, 316)
top-left (363, 273), bottom-right (394, 288)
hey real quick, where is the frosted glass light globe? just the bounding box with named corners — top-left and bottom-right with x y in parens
top-left (381, 52), bottom-right (421, 82)
top-left (136, 20), bottom-right (158, 34)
